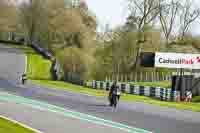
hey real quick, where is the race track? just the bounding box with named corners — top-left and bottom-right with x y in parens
top-left (0, 43), bottom-right (200, 133)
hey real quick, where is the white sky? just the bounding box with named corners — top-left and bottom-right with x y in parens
top-left (86, 0), bottom-right (200, 35)
top-left (14, 0), bottom-right (200, 35)
top-left (86, 0), bottom-right (129, 31)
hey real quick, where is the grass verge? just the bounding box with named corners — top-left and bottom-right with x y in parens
top-left (0, 117), bottom-right (35, 133)
top-left (27, 54), bottom-right (52, 80)
top-left (8, 43), bottom-right (52, 80)
top-left (129, 81), bottom-right (171, 88)
top-left (32, 80), bottom-right (200, 112)
top-left (87, 81), bottom-right (171, 89)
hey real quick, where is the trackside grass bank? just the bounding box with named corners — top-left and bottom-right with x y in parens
top-left (0, 117), bottom-right (36, 133)
top-left (8, 44), bottom-right (52, 80)
top-left (32, 80), bottom-right (200, 112)
top-left (26, 54), bottom-right (52, 80)
top-left (129, 81), bottom-right (171, 88)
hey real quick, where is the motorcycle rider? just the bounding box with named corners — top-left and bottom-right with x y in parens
top-left (109, 81), bottom-right (120, 108)
top-left (22, 73), bottom-right (27, 84)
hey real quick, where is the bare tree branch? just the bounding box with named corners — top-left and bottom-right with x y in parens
top-left (159, 0), bottom-right (180, 47)
top-left (127, 0), bottom-right (159, 71)
top-left (179, 0), bottom-right (200, 40)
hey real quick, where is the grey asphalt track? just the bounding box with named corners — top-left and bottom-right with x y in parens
top-left (0, 44), bottom-right (25, 82)
top-left (0, 100), bottom-right (128, 133)
top-left (0, 43), bottom-right (200, 133)
top-left (0, 81), bottom-right (200, 133)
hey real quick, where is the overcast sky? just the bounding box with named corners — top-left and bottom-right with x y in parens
top-left (86, 0), bottom-right (200, 35)
top-left (86, 0), bottom-right (128, 31)
top-left (15, 0), bottom-right (200, 35)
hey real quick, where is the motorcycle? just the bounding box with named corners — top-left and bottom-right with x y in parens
top-left (22, 74), bottom-right (27, 85)
top-left (108, 88), bottom-right (121, 108)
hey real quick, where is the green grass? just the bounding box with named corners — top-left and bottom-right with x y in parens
top-left (8, 43), bottom-right (52, 80)
top-left (32, 80), bottom-right (200, 112)
top-left (129, 81), bottom-right (171, 88)
top-left (27, 54), bottom-right (52, 80)
top-left (193, 96), bottom-right (200, 103)
top-left (0, 117), bottom-right (35, 133)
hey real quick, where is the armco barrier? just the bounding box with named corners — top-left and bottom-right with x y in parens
top-left (89, 81), bottom-right (179, 101)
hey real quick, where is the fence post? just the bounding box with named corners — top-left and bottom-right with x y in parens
top-left (130, 73), bottom-right (133, 81)
top-left (151, 72), bottom-right (154, 82)
top-left (125, 74), bottom-right (128, 82)
top-left (117, 73), bottom-right (119, 82)
top-left (145, 72), bottom-right (148, 82)
top-left (134, 73), bottom-right (137, 82)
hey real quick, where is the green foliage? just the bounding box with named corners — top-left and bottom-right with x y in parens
top-left (27, 54), bottom-right (52, 80)
top-left (18, 0), bottom-right (48, 43)
top-left (0, 117), bottom-right (35, 133)
top-left (0, 32), bottom-right (8, 40)
top-left (92, 32), bottom-right (138, 80)
top-left (56, 48), bottom-right (93, 80)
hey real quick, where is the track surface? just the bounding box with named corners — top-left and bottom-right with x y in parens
top-left (0, 99), bottom-right (131, 133)
top-left (0, 43), bottom-right (200, 133)
top-left (0, 44), bottom-right (25, 82)
top-left (0, 81), bottom-right (200, 133)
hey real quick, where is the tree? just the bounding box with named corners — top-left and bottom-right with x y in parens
top-left (48, 0), bottom-right (97, 80)
top-left (18, 0), bottom-right (48, 44)
top-left (159, 0), bottom-right (180, 48)
top-left (127, 0), bottom-right (160, 71)
top-left (178, 0), bottom-right (200, 42)
top-left (0, 0), bottom-right (17, 32)
top-left (47, 0), bottom-right (96, 52)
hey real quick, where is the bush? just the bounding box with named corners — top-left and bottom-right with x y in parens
top-left (192, 96), bottom-right (200, 103)
top-left (56, 48), bottom-right (93, 81)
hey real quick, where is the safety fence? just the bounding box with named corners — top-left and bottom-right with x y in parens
top-left (86, 81), bottom-right (180, 102)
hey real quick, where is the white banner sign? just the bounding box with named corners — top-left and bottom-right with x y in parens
top-left (155, 52), bottom-right (200, 69)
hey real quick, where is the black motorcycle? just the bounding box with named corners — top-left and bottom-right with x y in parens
top-left (109, 88), bottom-right (121, 108)
top-left (22, 74), bottom-right (27, 85)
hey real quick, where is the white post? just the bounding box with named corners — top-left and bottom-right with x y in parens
top-left (157, 72), bottom-right (159, 81)
top-left (146, 72), bottom-right (148, 82)
top-left (131, 73), bottom-right (133, 81)
top-left (151, 72), bottom-right (154, 82)
top-left (125, 74), bottom-right (128, 82)
top-left (117, 73), bottom-right (119, 82)
top-left (135, 72), bottom-right (137, 82)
